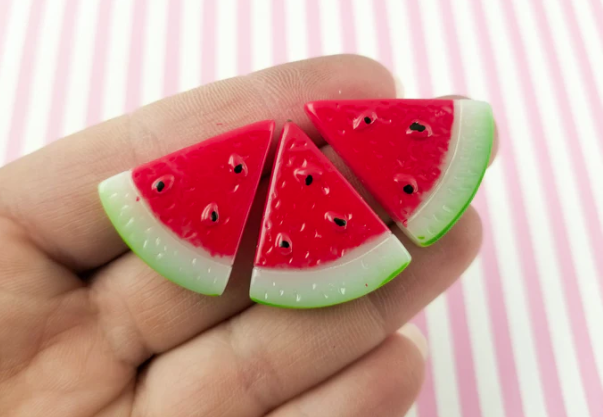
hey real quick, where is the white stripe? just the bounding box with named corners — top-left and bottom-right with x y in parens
top-left (62, 0), bottom-right (98, 136)
top-left (404, 404), bottom-right (418, 417)
top-left (569, 0), bottom-right (603, 102)
top-left (417, 0), bottom-right (454, 96)
top-left (448, 0), bottom-right (489, 101)
top-left (21, 0), bottom-right (66, 156)
top-left (215, 0), bottom-right (238, 80)
top-left (250, 0), bottom-right (273, 71)
top-left (0, 0), bottom-right (33, 157)
top-left (384, 0), bottom-right (418, 97)
top-left (141, 0), bottom-right (168, 105)
top-left (451, 5), bottom-right (529, 414)
top-left (462, 258), bottom-right (506, 417)
top-left (484, 0), bottom-right (590, 414)
top-left (512, 0), bottom-right (603, 387)
top-left (102, 0), bottom-right (134, 120)
top-left (351, 0), bottom-right (378, 61)
top-left (483, 167), bottom-right (548, 417)
top-left (425, 295), bottom-right (463, 417)
top-left (284, 0), bottom-right (308, 62)
top-left (542, 0), bottom-right (603, 229)
top-left (318, 0), bottom-right (343, 56)
top-left (180, 0), bottom-right (202, 91)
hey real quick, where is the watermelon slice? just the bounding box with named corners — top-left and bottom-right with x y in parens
top-left (305, 99), bottom-right (494, 246)
top-left (98, 120), bottom-right (275, 296)
top-left (251, 122), bottom-right (411, 309)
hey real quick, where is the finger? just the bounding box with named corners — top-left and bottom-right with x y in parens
top-left (129, 207), bottom-right (481, 416)
top-left (90, 181), bottom-right (269, 362)
top-left (90, 56), bottom-right (397, 363)
top-left (268, 328), bottom-right (426, 417)
top-left (90, 153), bottom-right (372, 363)
top-left (91, 136), bottom-right (486, 363)
top-left (0, 54), bottom-right (395, 271)
top-left (491, 122), bottom-right (499, 165)
top-left (91, 89), bottom-right (495, 361)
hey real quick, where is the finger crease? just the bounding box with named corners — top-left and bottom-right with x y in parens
top-left (223, 316), bottom-right (286, 414)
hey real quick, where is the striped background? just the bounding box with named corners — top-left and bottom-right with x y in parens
top-left (0, 0), bottom-right (601, 416)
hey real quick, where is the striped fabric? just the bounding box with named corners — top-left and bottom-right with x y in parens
top-left (0, 1), bottom-right (601, 416)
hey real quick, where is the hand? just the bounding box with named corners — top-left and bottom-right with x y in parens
top-left (0, 55), bottom-right (494, 417)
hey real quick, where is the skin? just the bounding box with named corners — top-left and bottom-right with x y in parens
top-left (0, 55), bottom-right (497, 417)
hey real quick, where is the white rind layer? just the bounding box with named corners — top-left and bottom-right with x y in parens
top-left (402, 100), bottom-right (494, 246)
top-left (98, 171), bottom-right (232, 296)
top-left (250, 233), bottom-right (411, 308)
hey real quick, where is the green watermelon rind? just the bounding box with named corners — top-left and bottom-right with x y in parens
top-left (98, 171), bottom-right (233, 296)
top-left (252, 262), bottom-right (409, 309)
top-left (403, 100), bottom-right (494, 246)
top-left (249, 233), bottom-right (411, 309)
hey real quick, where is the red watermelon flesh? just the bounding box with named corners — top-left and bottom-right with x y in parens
top-left (255, 122), bottom-right (389, 268)
top-left (305, 99), bottom-right (454, 225)
top-left (132, 120), bottom-right (274, 258)
top-left (251, 122), bottom-right (411, 308)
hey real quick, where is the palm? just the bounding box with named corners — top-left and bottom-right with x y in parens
top-left (0, 56), bottom-right (488, 417)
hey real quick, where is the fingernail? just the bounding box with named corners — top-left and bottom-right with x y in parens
top-left (398, 323), bottom-right (428, 359)
top-left (393, 74), bottom-right (404, 98)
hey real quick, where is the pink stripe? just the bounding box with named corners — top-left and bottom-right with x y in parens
top-left (305, 0), bottom-right (322, 57)
top-left (470, 0), bottom-right (579, 415)
top-left (403, 0), bottom-right (431, 98)
top-left (548, 2), bottom-right (603, 281)
top-left (473, 193), bottom-right (524, 416)
top-left (379, 9), bottom-right (436, 413)
top-left (407, 1), bottom-right (483, 415)
top-left (587, 0), bottom-right (603, 41)
top-left (414, 312), bottom-right (439, 417)
top-left (271, 0), bottom-right (287, 65)
top-left (436, 0), bottom-right (469, 97)
top-left (372, 0), bottom-right (393, 71)
top-left (200, 0), bottom-right (216, 84)
top-left (44, 0), bottom-right (79, 144)
top-left (521, 0), bottom-right (603, 413)
top-left (438, 2), bottom-right (521, 415)
top-left (559, 0), bottom-right (603, 145)
top-left (124, 0), bottom-right (146, 113)
top-left (0, 0), bottom-right (13, 65)
top-left (163, 0), bottom-right (182, 97)
top-left (338, 0), bottom-right (357, 54)
top-left (85, 0), bottom-right (113, 127)
top-left (237, 0), bottom-right (251, 75)
top-left (447, 282), bottom-right (482, 417)
top-left (4, 0), bottom-right (46, 163)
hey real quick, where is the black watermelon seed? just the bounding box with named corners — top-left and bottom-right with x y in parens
top-left (279, 240), bottom-right (290, 248)
top-left (211, 211), bottom-right (218, 222)
top-left (234, 164), bottom-right (243, 174)
top-left (409, 122), bottom-right (426, 132)
top-left (363, 116), bottom-right (372, 124)
top-left (156, 181), bottom-right (165, 192)
top-left (305, 175), bottom-right (313, 186)
top-left (334, 217), bottom-right (347, 227)
top-left (403, 184), bottom-right (414, 194)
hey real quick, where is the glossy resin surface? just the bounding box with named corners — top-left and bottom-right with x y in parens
top-left (306, 99), bottom-right (493, 246)
top-left (255, 122), bottom-right (389, 269)
top-left (132, 120), bottom-right (274, 257)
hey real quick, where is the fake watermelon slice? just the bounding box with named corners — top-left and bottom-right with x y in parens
top-left (98, 120), bottom-right (275, 296)
top-left (251, 122), bottom-right (411, 309)
top-left (305, 99), bottom-right (494, 246)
